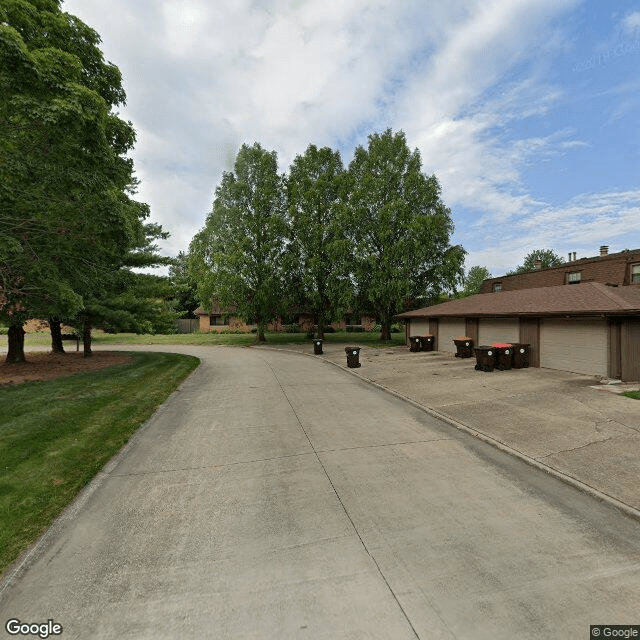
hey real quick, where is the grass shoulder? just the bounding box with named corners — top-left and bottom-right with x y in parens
top-left (0, 329), bottom-right (406, 349)
top-left (0, 351), bottom-right (199, 578)
top-left (90, 330), bottom-right (406, 348)
top-left (622, 390), bottom-right (640, 400)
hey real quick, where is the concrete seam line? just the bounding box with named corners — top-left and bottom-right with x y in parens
top-left (256, 353), bottom-right (422, 640)
top-left (254, 345), bottom-right (640, 524)
top-left (0, 360), bottom-right (202, 599)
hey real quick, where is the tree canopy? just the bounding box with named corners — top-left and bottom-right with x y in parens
top-left (285, 144), bottom-right (351, 338)
top-left (460, 266), bottom-right (492, 297)
top-left (0, 0), bottom-right (165, 361)
top-left (188, 130), bottom-right (466, 342)
top-left (188, 143), bottom-right (286, 341)
top-left (342, 129), bottom-right (466, 340)
top-left (506, 249), bottom-right (563, 275)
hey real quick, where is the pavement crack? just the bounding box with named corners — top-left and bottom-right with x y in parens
top-left (316, 438), bottom-right (454, 454)
top-left (537, 437), bottom-right (615, 460)
top-left (111, 452), bottom-right (315, 477)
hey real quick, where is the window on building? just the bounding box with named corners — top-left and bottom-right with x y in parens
top-left (566, 271), bottom-right (581, 284)
top-left (493, 283), bottom-right (502, 292)
top-left (631, 264), bottom-right (640, 284)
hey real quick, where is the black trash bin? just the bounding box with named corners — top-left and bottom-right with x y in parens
top-left (419, 335), bottom-right (434, 352)
top-left (492, 343), bottom-right (513, 370)
top-left (312, 339), bottom-right (323, 355)
top-left (409, 336), bottom-right (422, 352)
top-left (511, 343), bottom-right (530, 369)
top-left (474, 346), bottom-right (497, 372)
top-left (453, 337), bottom-right (474, 358)
top-left (345, 346), bottom-right (361, 368)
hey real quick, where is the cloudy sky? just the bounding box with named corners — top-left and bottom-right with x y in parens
top-left (61, 0), bottom-right (640, 279)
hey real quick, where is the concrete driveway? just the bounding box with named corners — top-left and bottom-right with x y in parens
top-left (263, 342), bottom-right (640, 515)
top-left (1, 345), bottom-right (640, 639)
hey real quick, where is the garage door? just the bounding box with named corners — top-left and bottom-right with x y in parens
top-left (438, 318), bottom-right (467, 354)
top-left (478, 318), bottom-right (520, 346)
top-left (540, 318), bottom-right (608, 376)
top-left (408, 319), bottom-right (429, 337)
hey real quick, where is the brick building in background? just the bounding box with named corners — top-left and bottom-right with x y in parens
top-left (397, 246), bottom-right (640, 381)
top-left (481, 246), bottom-right (640, 293)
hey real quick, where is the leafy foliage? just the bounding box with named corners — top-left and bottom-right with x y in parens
top-left (285, 144), bottom-right (352, 338)
top-left (460, 265), bottom-right (492, 297)
top-left (506, 249), bottom-right (563, 275)
top-left (0, 0), bottom-right (167, 358)
top-left (188, 143), bottom-right (286, 341)
top-left (341, 129), bottom-right (465, 340)
top-left (168, 251), bottom-right (200, 318)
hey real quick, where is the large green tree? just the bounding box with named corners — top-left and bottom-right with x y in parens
top-left (285, 144), bottom-right (352, 338)
top-left (0, 0), bottom-right (154, 361)
top-left (189, 143), bottom-right (286, 342)
top-left (73, 220), bottom-right (173, 356)
top-left (168, 251), bottom-right (200, 319)
top-left (343, 129), bottom-right (466, 340)
top-left (506, 249), bottom-right (563, 275)
top-left (460, 265), bottom-right (492, 297)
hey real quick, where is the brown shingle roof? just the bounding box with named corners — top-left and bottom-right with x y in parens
top-left (480, 248), bottom-right (640, 293)
top-left (396, 283), bottom-right (640, 318)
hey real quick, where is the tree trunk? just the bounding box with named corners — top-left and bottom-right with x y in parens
top-left (257, 321), bottom-right (266, 342)
top-left (317, 312), bottom-right (325, 340)
top-left (49, 318), bottom-right (64, 353)
top-left (83, 320), bottom-right (92, 358)
top-left (6, 323), bottom-right (26, 363)
top-left (379, 319), bottom-right (392, 342)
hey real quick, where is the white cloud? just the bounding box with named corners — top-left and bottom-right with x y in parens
top-left (464, 189), bottom-right (640, 275)
top-left (61, 0), bottom-right (639, 276)
top-left (398, 0), bottom-right (583, 219)
top-left (622, 11), bottom-right (640, 34)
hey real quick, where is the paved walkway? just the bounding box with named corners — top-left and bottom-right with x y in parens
top-left (257, 342), bottom-right (640, 518)
top-left (1, 345), bottom-right (640, 640)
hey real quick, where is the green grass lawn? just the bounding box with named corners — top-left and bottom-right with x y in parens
top-left (623, 390), bottom-right (640, 400)
top-left (92, 330), bottom-right (406, 348)
top-left (0, 351), bottom-right (199, 578)
top-left (0, 329), bottom-right (407, 349)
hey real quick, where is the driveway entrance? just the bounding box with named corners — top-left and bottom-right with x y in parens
top-left (1, 346), bottom-right (639, 639)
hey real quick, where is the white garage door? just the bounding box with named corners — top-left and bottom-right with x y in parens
top-left (408, 319), bottom-right (429, 337)
top-left (438, 318), bottom-right (467, 354)
top-left (540, 318), bottom-right (608, 376)
top-left (478, 318), bottom-right (520, 346)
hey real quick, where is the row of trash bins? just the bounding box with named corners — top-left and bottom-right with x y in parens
top-left (311, 336), bottom-right (529, 372)
top-left (409, 335), bottom-right (530, 372)
top-left (312, 339), bottom-right (362, 368)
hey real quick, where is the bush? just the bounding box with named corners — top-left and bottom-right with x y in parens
top-left (346, 325), bottom-right (364, 333)
top-left (323, 326), bottom-right (336, 333)
top-left (0, 326), bottom-right (8, 335)
top-left (285, 324), bottom-right (300, 333)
